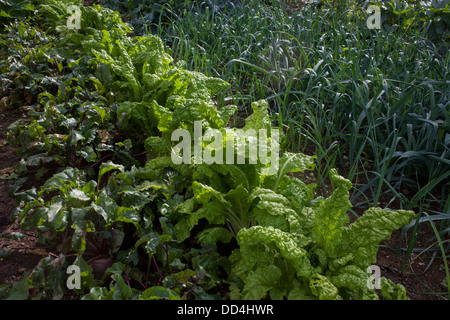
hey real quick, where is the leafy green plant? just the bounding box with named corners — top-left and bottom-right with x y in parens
top-left (98, 0), bottom-right (194, 35)
top-left (230, 169), bottom-right (415, 300)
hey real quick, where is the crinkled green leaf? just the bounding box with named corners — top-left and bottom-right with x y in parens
top-left (277, 152), bottom-right (316, 178)
top-left (144, 136), bottom-right (170, 153)
top-left (143, 156), bottom-right (178, 179)
top-left (262, 175), bottom-right (317, 235)
top-left (46, 199), bottom-right (67, 231)
top-left (224, 184), bottom-right (252, 225)
top-left (312, 169), bottom-right (352, 256)
top-left (174, 200), bottom-right (225, 242)
top-left (237, 226), bottom-right (312, 278)
top-left (242, 264), bottom-right (282, 300)
top-left (193, 164), bottom-right (225, 193)
top-left (175, 197), bottom-right (195, 214)
top-left (202, 76), bottom-right (230, 95)
top-left (138, 286), bottom-right (180, 300)
top-left (218, 104), bottom-right (237, 126)
top-left (220, 164), bottom-right (254, 191)
top-left (309, 274), bottom-right (342, 300)
top-left (244, 100), bottom-right (271, 131)
top-left (134, 35), bottom-right (172, 74)
top-left (269, 175), bottom-right (314, 208)
top-left (250, 188), bottom-right (295, 231)
top-left (287, 287), bottom-right (315, 300)
top-left (118, 100), bottom-right (169, 135)
top-left (91, 47), bottom-right (141, 101)
top-left (338, 207), bottom-right (416, 268)
top-left (193, 181), bottom-right (228, 205)
top-left (68, 189), bottom-right (90, 202)
top-left (329, 265), bottom-right (378, 300)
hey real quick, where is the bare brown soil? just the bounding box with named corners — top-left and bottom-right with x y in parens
top-left (0, 108), bottom-right (44, 288)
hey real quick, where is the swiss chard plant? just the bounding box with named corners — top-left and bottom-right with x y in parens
top-left (232, 169), bottom-right (415, 300)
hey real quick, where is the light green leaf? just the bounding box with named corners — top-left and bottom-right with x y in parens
top-left (202, 76), bottom-right (230, 95)
top-left (117, 100), bottom-right (165, 135)
top-left (270, 175), bottom-right (314, 209)
top-left (193, 164), bottom-right (224, 192)
top-left (379, 277), bottom-right (409, 300)
top-left (144, 136), bottom-right (170, 153)
top-left (250, 188), bottom-right (294, 231)
top-left (329, 265), bottom-right (378, 300)
top-left (244, 100), bottom-right (271, 131)
top-left (277, 152), bottom-right (316, 177)
top-left (0, 10), bottom-right (11, 18)
top-left (218, 104), bottom-right (237, 126)
top-left (242, 265), bottom-right (282, 300)
top-left (196, 201), bottom-right (227, 225)
top-left (312, 169), bottom-right (352, 256)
